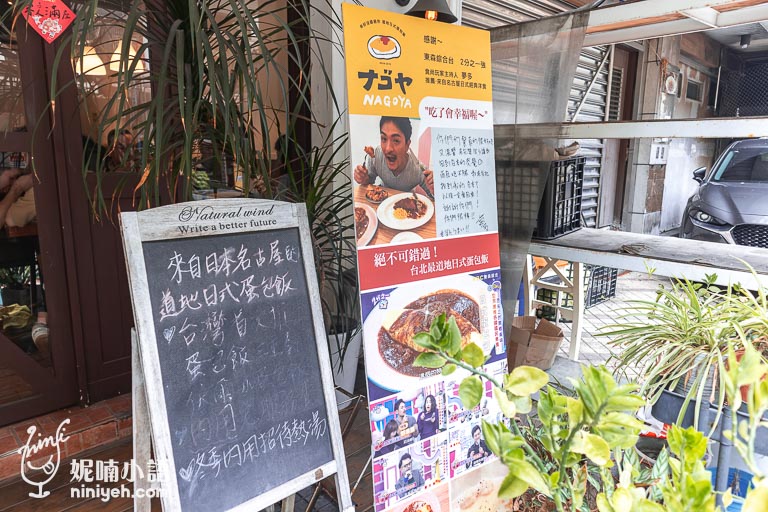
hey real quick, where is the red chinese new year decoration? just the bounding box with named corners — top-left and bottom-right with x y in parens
top-left (21, 0), bottom-right (75, 44)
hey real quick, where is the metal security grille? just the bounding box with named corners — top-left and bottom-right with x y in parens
top-left (567, 46), bottom-right (610, 229)
top-left (496, 160), bottom-right (542, 238)
top-left (720, 62), bottom-right (768, 117)
top-left (608, 68), bottom-right (623, 121)
top-left (461, 0), bottom-right (581, 28)
top-left (732, 224), bottom-right (768, 248)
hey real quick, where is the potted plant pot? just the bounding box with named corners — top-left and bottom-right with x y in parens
top-left (0, 266), bottom-right (31, 306)
top-left (603, 276), bottom-right (764, 430)
top-left (328, 317), bottom-right (363, 407)
top-left (1, 286), bottom-right (29, 307)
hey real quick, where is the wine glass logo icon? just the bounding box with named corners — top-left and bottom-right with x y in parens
top-left (18, 418), bottom-right (70, 498)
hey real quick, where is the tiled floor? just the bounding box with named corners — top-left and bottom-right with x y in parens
top-left (558, 271), bottom-right (668, 381)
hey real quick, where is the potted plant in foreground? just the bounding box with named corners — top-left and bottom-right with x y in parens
top-left (411, 314), bottom-right (768, 511)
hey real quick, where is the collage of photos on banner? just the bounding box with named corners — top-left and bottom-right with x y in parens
top-left (379, 458), bottom-right (513, 512)
top-left (342, 4), bottom-right (505, 511)
top-left (367, 348), bottom-right (510, 510)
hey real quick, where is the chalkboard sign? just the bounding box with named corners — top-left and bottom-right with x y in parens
top-left (121, 199), bottom-right (353, 512)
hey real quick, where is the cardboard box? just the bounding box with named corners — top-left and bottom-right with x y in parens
top-left (507, 316), bottom-right (564, 371)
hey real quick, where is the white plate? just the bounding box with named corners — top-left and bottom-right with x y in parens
top-left (391, 231), bottom-right (423, 244)
top-left (396, 490), bottom-right (442, 512)
top-left (367, 35), bottom-right (402, 60)
top-left (364, 274), bottom-right (495, 395)
top-left (355, 203), bottom-right (378, 247)
top-left (377, 193), bottom-right (434, 231)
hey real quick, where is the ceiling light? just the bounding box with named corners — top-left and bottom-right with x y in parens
top-left (74, 46), bottom-right (106, 76)
top-left (405, 0), bottom-right (457, 23)
top-left (110, 42), bottom-right (146, 72)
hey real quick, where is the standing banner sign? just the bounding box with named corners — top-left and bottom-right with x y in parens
top-left (342, 5), bottom-right (510, 512)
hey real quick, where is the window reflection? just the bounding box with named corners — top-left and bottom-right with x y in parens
top-left (0, 43), bottom-right (26, 132)
top-left (76, 7), bottom-right (150, 173)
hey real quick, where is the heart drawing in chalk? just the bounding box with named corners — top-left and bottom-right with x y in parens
top-left (163, 326), bottom-right (175, 343)
top-left (178, 460), bottom-right (195, 482)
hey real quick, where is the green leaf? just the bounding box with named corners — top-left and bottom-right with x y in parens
top-left (498, 473), bottom-right (529, 500)
top-left (723, 488), bottom-right (733, 508)
top-left (572, 464), bottom-right (587, 510)
top-left (651, 447), bottom-right (669, 482)
top-left (447, 316), bottom-right (463, 356)
top-left (459, 376), bottom-right (483, 409)
top-left (566, 397), bottom-right (584, 429)
top-left (461, 342), bottom-right (486, 368)
top-left (481, 421), bottom-right (500, 455)
top-left (667, 425), bottom-right (708, 462)
top-left (744, 484), bottom-right (768, 512)
top-left (610, 488), bottom-right (634, 511)
top-left (596, 494), bottom-right (615, 512)
top-left (605, 394), bottom-right (646, 412)
top-left (572, 431), bottom-right (611, 466)
top-left (633, 501), bottom-right (666, 512)
top-left (497, 433), bottom-right (525, 459)
top-left (430, 314), bottom-right (445, 341)
top-left (505, 366), bottom-right (549, 396)
top-left (442, 363), bottom-right (457, 376)
top-left (413, 352), bottom-right (446, 369)
top-left (493, 387), bottom-right (516, 418)
top-left (508, 460), bottom-right (550, 496)
top-left (511, 395), bottom-right (533, 415)
top-left (412, 332), bottom-right (435, 350)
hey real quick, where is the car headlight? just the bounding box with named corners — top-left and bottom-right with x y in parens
top-left (689, 209), bottom-right (728, 226)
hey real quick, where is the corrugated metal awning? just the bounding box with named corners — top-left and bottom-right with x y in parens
top-left (462, 0), bottom-right (583, 29)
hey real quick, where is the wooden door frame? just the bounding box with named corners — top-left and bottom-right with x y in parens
top-left (42, 23), bottom-right (98, 405)
top-left (0, 24), bottom-right (80, 424)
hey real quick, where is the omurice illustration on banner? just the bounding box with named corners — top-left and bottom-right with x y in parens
top-left (342, 5), bottom-right (504, 511)
top-left (343, 3), bottom-right (492, 118)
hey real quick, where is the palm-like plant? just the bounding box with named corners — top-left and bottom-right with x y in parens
top-left (5, 0), bottom-right (360, 358)
top-left (603, 276), bottom-right (768, 430)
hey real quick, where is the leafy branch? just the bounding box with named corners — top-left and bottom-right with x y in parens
top-left (412, 314), bottom-right (768, 511)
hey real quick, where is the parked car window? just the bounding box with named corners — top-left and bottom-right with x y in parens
top-left (712, 147), bottom-right (768, 182)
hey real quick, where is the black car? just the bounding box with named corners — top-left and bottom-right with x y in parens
top-left (680, 139), bottom-right (768, 248)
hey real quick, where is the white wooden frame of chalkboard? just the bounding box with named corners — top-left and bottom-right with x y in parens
top-left (120, 199), bottom-right (354, 512)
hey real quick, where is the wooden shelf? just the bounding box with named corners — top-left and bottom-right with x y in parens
top-left (528, 228), bottom-right (768, 289)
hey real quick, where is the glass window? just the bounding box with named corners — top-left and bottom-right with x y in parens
top-left (712, 146), bottom-right (768, 182)
top-left (0, 42), bottom-right (26, 132)
top-left (75, 7), bottom-right (151, 172)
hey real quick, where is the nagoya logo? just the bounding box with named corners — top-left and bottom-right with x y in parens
top-left (367, 35), bottom-right (401, 60)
